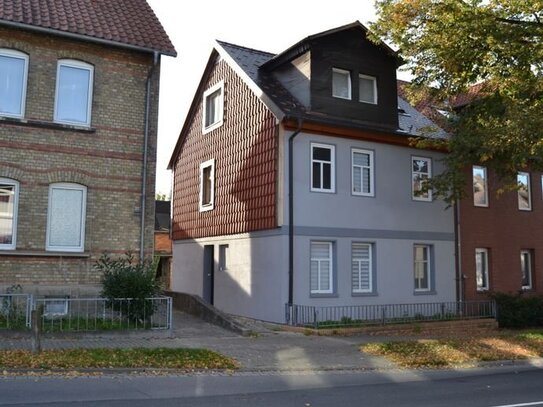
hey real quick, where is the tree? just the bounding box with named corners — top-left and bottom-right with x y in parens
top-left (372, 0), bottom-right (543, 202)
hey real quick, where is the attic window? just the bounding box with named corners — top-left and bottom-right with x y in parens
top-left (202, 81), bottom-right (224, 134)
top-left (359, 74), bottom-right (377, 104)
top-left (332, 68), bottom-right (351, 100)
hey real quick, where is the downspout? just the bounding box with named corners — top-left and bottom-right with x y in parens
top-left (454, 202), bottom-right (464, 302)
top-left (140, 51), bottom-right (159, 261)
top-left (288, 118), bottom-right (303, 307)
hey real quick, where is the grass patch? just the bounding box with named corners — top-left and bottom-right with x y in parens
top-left (0, 348), bottom-right (238, 370)
top-left (362, 329), bottom-right (543, 368)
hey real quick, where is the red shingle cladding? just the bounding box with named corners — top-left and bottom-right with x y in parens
top-left (0, 0), bottom-right (176, 55)
top-left (171, 59), bottom-right (278, 240)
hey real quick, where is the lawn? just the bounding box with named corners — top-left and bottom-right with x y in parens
top-left (362, 330), bottom-right (543, 368)
top-left (0, 348), bottom-right (238, 370)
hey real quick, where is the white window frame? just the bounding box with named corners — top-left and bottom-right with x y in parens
top-left (517, 172), bottom-right (532, 211)
top-left (411, 156), bottom-right (433, 202)
top-left (475, 248), bottom-right (489, 291)
top-left (0, 178), bottom-right (19, 250)
top-left (46, 183), bottom-right (87, 252)
top-left (310, 143), bottom-right (335, 193)
top-left (332, 68), bottom-right (351, 100)
top-left (0, 49), bottom-right (29, 119)
top-left (352, 242), bottom-right (372, 293)
top-left (473, 165), bottom-right (488, 207)
top-left (521, 249), bottom-right (533, 290)
top-left (202, 81), bottom-right (224, 134)
top-left (351, 148), bottom-right (374, 197)
top-left (199, 159), bottom-right (215, 212)
top-left (414, 244), bottom-right (431, 292)
top-left (54, 59), bottom-right (94, 126)
top-left (358, 74), bottom-right (378, 105)
top-left (310, 241), bottom-right (334, 294)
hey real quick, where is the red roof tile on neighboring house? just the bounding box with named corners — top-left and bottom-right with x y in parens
top-left (0, 0), bottom-right (176, 56)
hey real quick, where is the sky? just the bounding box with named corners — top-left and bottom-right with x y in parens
top-left (147, 0), bottom-right (381, 197)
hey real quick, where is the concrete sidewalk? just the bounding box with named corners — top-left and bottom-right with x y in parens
top-left (0, 311), bottom-right (395, 372)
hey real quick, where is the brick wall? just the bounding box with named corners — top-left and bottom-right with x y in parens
top-left (171, 56), bottom-right (278, 240)
top-left (460, 169), bottom-right (543, 300)
top-left (0, 26), bottom-right (159, 293)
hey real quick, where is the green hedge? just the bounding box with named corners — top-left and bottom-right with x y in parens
top-left (493, 293), bottom-right (543, 328)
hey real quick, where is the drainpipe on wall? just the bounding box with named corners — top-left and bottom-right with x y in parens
top-left (454, 202), bottom-right (464, 303)
top-left (140, 51), bottom-right (159, 261)
top-left (288, 118), bottom-right (303, 310)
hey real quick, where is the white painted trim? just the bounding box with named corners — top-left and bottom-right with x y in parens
top-left (518, 171), bottom-right (532, 211)
top-left (332, 68), bottom-right (352, 100)
top-left (475, 248), bottom-right (489, 291)
top-left (0, 48), bottom-right (29, 119)
top-left (473, 165), bottom-right (489, 207)
top-left (351, 148), bottom-right (375, 197)
top-left (214, 42), bottom-right (284, 121)
top-left (199, 159), bottom-right (215, 212)
top-left (358, 73), bottom-right (378, 105)
top-left (0, 178), bottom-right (19, 250)
top-left (414, 244), bottom-right (431, 292)
top-left (310, 241), bottom-right (334, 294)
top-left (54, 59), bottom-right (94, 127)
top-left (202, 80), bottom-right (224, 134)
top-left (411, 156), bottom-right (433, 202)
top-left (46, 183), bottom-right (87, 252)
top-left (310, 142), bottom-right (336, 193)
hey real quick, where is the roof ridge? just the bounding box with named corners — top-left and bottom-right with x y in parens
top-left (216, 40), bottom-right (275, 57)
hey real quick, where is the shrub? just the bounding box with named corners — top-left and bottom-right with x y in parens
top-left (96, 253), bottom-right (161, 323)
top-left (493, 293), bottom-right (543, 328)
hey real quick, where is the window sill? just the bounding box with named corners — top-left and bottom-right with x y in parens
top-left (352, 291), bottom-right (378, 297)
top-left (0, 250), bottom-right (90, 258)
top-left (413, 290), bottom-right (437, 296)
top-left (310, 293), bottom-right (338, 298)
top-left (0, 116), bottom-right (95, 133)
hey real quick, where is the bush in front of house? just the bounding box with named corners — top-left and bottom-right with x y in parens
top-left (493, 293), bottom-right (543, 328)
top-left (96, 253), bottom-right (161, 323)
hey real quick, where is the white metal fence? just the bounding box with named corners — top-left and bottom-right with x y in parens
top-left (0, 294), bottom-right (172, 332)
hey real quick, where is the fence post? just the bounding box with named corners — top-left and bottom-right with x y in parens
top-left (381, 307), bottom-right (386, 325)
top-left (441, 303), bottom-right (445, 319)
top-left (31, 304), bottom-right (43, 354)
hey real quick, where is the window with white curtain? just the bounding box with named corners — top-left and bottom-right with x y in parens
top-left (46, 183), bottom-right (87, 252)
top-left (0, 178), bottom-right (19, 250)
top-left (54, 60), bottom-right (93, 126)
top-left (310, 241), bottom-right (333, 294)
top-left (0, 49), bottom-right (28, 118)
top-left (352, 148), bottom-right (374, 196)
top-left (352, 243), bottom-right (372, 293)
top-left (358, 74), bottom-right (377, 104)
top-left (203, 81), bottom-right (224, 133)
top-left (332, 68), bottom-right (351, 100)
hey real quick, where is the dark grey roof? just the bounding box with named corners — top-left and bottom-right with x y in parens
top-left (217, 40), bottom-right (447, 138)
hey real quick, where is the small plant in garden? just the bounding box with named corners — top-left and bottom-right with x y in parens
top-left (96, 252), bottom-right (161, 324)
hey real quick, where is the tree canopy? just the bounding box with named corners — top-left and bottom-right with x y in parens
top-left (372, 0), bottom-right (543, 202)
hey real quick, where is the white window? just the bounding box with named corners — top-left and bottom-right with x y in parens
top-left (332, 68), bottom-right (351, 100)
top-left (412, 156), bottom-right (432, 201)
top-left (517, 172), bottom-right (531, 211)
top-left (414, 244), bottom-right (431, 291)
top-left (473, 166), bottom-right (488, 207)
top-left (358, 74), bottom-right (377, 104)
top-left (54, 60), bottom-right (93, 126)
top-left (199, 159), bottom-right (215, 212)
top-left (43, 299), bottom-right (69, 317)
top-left (219, 244), bottom-right (228, 271)
top-left (352, 243), bottom-right (372, 293)
top-left (352, 149), bottom-right (374, 196)
top-left (0, 49), bottom-right (28, 118)
top-left (310, 241), bottom-right (333, 294)
top-left (46, 183), bottom-right (87, 252)
top-left (521, 250), bottom-right (533, 290)
top-left (202, 81), bottom-right (224, 133)
top-left (311, 143), bottom-right (335, 193)
top-left (475, 248), bottom-right (489, 291)
top-left (0, 178), bottom-right (19, 250)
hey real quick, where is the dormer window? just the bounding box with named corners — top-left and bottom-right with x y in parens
top-left (359, 74), bottom-right (377, 104)
top-left (202, 81), bottom-right (224, 134)
top-left (332, 68), bottom-right (351, 100)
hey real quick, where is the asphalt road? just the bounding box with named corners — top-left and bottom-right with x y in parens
top-left (1, 365), bottom-right (543, 406)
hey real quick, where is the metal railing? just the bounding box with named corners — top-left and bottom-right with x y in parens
top-left (286, 301), bottom-right (496, 328)
top-left (0, 293), bottom-right (32, 329)
top-left (34, 296), bottom-right (172, 333)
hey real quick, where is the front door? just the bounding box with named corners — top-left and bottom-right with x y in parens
top-left (203, 245), bottom-right (214, 305)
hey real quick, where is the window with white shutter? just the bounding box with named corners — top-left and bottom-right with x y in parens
top-left (352, 243), bottom-right (372, 293)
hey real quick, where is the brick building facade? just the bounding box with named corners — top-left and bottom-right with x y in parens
top-left (0, 1), bottom-right (175, 296)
